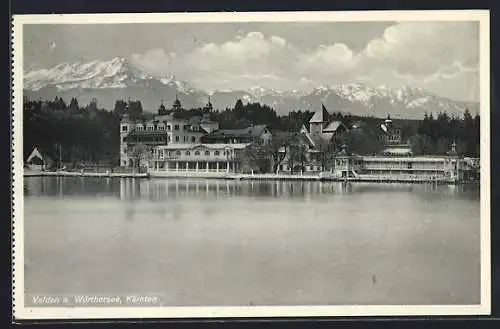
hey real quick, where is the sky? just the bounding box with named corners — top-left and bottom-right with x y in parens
top-left (23, 21), bottom-right (479, 101)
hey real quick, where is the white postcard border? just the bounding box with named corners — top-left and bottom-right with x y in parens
top-left (12, 10), bottom-right (491, 319)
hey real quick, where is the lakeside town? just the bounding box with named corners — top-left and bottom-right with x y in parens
top-left (23, 95), bottom-right (481, 184)
top-left (17, 17), bottom-right (487, 317)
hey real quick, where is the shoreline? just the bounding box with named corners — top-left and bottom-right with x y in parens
top-left (23, 171), bottom-right (149, 178)
top-left (23, 170), bottom-right (477, 185)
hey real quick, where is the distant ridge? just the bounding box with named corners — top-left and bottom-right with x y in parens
top-left (24, 57), bottom-right (479, 119)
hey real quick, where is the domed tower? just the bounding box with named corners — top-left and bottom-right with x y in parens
top-left (172, 93), bottom-right (182, 111)
top-left (203, 96), bottom-right (213, 112)
top-left (158, 98), bottom-right (168, 115)
top-left (384, 114), bottom-right (393, 128)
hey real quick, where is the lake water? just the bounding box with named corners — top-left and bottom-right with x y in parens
top-left (23, 177), bottom-right (481, 306)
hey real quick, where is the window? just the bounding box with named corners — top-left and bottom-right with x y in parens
top-left (167, 135), bottom-right (171, 142)
top-left (136, 126), bottom-right (143, 131)
top-left (158, 125), bottom-right (164, 131)
top-left (121, 125), bottom-right (128, 132)
top-left (183, 125), bottom-right (189, 130)
top-left (183, 136), bottom-right (187, 142)
top-left (191, 136), bottom-right (196, 143)
top-left (175, 151), bottom-right (181, 156)
top-left (186, 151), bottom-right (191, 156)
top-left (175, 136), bottom-right (179, 142)
top-left (174, 124), bottom-right (179, 131)
top-left (205, 151), bottom-right (210, 156)
top-left (167, 125), bottom-right (171, 131)
top-left (122, 137), bottom-right (127, 142)
top-left (168, 151), bottom-right (171, 156)
top-left (195, 151), bottom-right (200, 156)
top-left (214, 151), bottom-right (220, 156)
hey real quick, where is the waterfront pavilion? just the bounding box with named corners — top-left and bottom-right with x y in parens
top-left (150, 143), bottom-right (250, 173)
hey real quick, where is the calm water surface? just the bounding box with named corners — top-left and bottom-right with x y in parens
top-left (24, 177), bottom-right (481, 306)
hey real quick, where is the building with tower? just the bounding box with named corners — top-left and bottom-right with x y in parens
top-left (120, 96), bottom-right (220, 168)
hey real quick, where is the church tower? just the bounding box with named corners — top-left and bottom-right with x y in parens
top-left (309, 104), bottom-right (329, 135)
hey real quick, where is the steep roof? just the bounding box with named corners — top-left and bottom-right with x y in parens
top-left (26, 147), bottom-right (44, 163)
top-left (208, 124), bottom-right (269, 138)
top-left (323, 120), bottom-right (347, 133)
top-left (309, 104), bottom-right (329, 123)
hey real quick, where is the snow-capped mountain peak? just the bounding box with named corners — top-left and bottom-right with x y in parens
top-left (247, 85), bottom-right (280, 98)
top-left (23, 57), bottom-right (198, 93)
top-left (23, 59), bottom-right (478, 119)
top-left (24, 56), bottom-right (150, 91)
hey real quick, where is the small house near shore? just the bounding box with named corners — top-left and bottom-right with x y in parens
top-left (25, 147), bottom-right (53, 171)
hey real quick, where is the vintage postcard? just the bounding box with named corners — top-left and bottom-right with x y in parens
top-left (12, 10), bottom-right (490, 319)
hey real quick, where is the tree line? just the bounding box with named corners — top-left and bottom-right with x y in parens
top-left (23, 96), bottom-right (480, 169)
top-left (411, 110), bottom-right (480, 156)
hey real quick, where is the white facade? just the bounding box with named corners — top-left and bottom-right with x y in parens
top-left (332, 155), bottom-right (464, 181)
top-left (120, 114), bottom-right (219, 167)
top-left (149, 143), bottom-right (250, 173)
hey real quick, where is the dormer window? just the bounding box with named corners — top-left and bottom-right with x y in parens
top-left (121, 125), bottom-right (128, 132)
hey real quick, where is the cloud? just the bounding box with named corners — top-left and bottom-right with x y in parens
top-left (132, 32), bottom-right (297, 90)
top-left (183, 32), bottom-right (290, 71)
top-left (131, 23), bottom-right (479, 101)
top-left (132, 48), bottom-right (177, 75)
top-left (360, 21), bottom-right (479, 78)
top-left (297, 43), bottom-right (356, 73)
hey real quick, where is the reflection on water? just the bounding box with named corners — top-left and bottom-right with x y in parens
top-left (24, 177), bottom-right (480, 202)
top-left (24, 177), bottom-right (481, 306)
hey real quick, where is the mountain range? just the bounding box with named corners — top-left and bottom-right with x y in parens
top-left (23, 56), bottom-right (479, 119)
